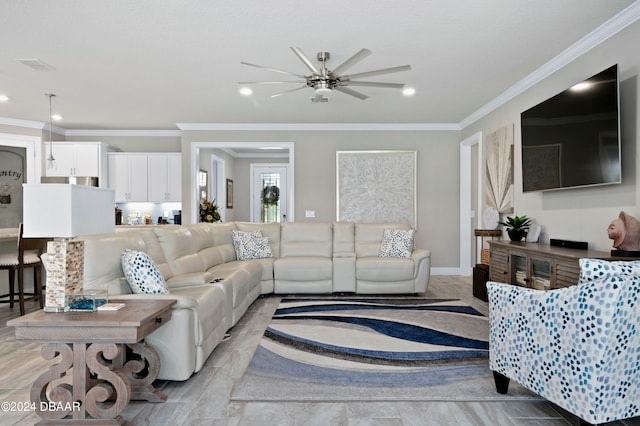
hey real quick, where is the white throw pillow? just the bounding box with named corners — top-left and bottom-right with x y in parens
top-left (121, 249), bottom-right (169, 294)
top-left (378, 229), bottom-right (415, 258)
top-left (231, 230), bottom-right (273, 261)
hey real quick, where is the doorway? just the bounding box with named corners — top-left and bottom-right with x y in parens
top-left (251, 164), bottom-right (289, 223)
top-left (209, 154), bottom-right (226, 222)
top-left (0, 134), bottom-right (41, 228)
top-left (190, 141), bottom-right (295, 224)
top-left (459, 132), bottom-right (483, 276)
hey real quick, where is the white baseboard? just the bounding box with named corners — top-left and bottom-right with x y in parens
top-left (431, 267), bottom-right (463, 276)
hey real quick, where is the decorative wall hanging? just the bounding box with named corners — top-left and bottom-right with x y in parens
top-left (337, 150), bottom-right (416, 227)
top-left (198, 169), bottom-right (208, 203)
top-left (226, 179), bottom-right (234, 209)
top-left (485, 125), bottom-right (514, 214)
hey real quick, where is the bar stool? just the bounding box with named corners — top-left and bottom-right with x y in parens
top-left (0, 223), bottom-right (50, 315)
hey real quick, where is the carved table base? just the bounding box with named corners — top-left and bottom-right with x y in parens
top-left (31, 341), bottom-right (166, 424)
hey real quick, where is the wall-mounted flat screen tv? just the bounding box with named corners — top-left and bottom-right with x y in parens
top-left (521, 64), bottom-right (621, 192)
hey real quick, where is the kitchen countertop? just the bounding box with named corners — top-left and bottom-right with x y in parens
top-left (115, 224), bottom-right (176, 231)
top-left (1, 225), bottom-right (175, 238)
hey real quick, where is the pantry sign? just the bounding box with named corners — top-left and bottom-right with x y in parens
top-left (0, 148), bottom-right (25, 228)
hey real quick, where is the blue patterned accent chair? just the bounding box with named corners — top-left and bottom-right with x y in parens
top-left (487, 258), bottom-right (640, 425)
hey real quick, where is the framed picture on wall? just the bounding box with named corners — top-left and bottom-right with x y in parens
top-left (226, 179), bottom-right (233, 209)
top-left (336, 150), bottom-right (417, 227)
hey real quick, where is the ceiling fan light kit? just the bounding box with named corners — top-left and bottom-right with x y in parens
top-left (240, 47), bottom-right (411, 102)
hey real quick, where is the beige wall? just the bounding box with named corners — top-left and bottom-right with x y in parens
top-left (462, 19), bottom-right (640, 252)
top-left (234, 157), bottom-right (288, 222)
top-left (181, 130), bottom-right (461, 269)
top-left (10, 18), bottom-right (640, 269)
top-left (198, 148), bottom-right (236, 221)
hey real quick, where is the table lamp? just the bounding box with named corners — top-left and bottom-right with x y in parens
top-left (22, 183), bottom-right (115, 312)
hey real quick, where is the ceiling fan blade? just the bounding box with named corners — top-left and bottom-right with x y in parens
top-left (238, 81), bottom-right (307, 84)
top-left (347, 81), bottom-right (405, 88)
top-left (240, 61), bottom-right (307, 79)
top-left (347, 65), bottom-right (412, 80)
top-left (270, 85), bottom-right (309, 98)
top-left (290, 47), bottom-right (319, 74)
top-left (331, 48), bottom-right (372, 75)
top-left (333, 86), bottom-right (369, 100)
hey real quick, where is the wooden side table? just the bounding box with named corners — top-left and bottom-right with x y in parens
top-left (473, 229), bottom-right (501, 302)
top-left (474, 229), bottom-right (502, 264)
top-left (8, 299), bottom-right (176, 425)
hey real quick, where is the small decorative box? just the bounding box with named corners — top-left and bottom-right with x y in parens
top-left (67, 290), bottom-right (108, 312)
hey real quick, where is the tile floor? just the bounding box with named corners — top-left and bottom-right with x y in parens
top-left (1, 276), bottom-right (638, 425)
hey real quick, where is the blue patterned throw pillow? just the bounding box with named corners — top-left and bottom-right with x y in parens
top-left (121, 249), bottom-right (169, 294)
top-left (579, 258), bottom-right (640, 284)
top-left (378, 229), bottom-right (415, 258)
top-left (231, 230), bottom-right (273, 261)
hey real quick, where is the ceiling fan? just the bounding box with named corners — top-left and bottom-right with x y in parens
top-left (239, 47), bottom-right (411, 102)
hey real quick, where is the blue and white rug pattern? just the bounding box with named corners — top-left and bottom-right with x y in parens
top-left (266, 298), bottom-right (489, 367)
top-left (232, 298), bottom-right (540, 401)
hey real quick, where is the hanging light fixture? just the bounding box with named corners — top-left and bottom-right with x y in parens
top-left (45, 93), bottom-right (56, 169)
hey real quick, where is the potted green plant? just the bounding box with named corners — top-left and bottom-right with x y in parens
top-left (498, 214), bottom-right (532, 241)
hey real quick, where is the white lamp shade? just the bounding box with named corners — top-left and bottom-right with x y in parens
top-left (23, 184), bottom-right (115, 238)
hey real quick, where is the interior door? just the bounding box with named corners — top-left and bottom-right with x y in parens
top-left (251, 165), bottom-right (288, 223)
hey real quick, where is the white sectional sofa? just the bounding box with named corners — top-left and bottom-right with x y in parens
top-left (80, 221), bottom-right (431, 381)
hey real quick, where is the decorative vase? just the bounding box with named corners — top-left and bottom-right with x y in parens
top-left (508, 229), bottom-right (526, 242)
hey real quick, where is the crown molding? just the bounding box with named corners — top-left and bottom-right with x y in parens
top-left (0, 117), bottom-right (66, 135)
top-left (221, 147), bottom-right (289, 158)
top-left (459, 1), bottom-right (640, 129)
top-left (2, 3), bottom-right (638, 136)
top-left (0, 117), bottom-right (42, 129)
top-left (176, 122), bottom-right (461, 131)
top-left (1, 119), bottom-right (460, 133)
top-left (64, 129), bottom-right (182, 137)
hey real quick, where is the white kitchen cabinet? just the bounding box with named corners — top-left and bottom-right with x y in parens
top-left (44, 143), bottom-right (76, 177)
top-left (108, 153), bottom-right (148, 202)
top-left (147, 154), bottom-right (181, 202)
top-left (44, 142), bottom-right (110, 186)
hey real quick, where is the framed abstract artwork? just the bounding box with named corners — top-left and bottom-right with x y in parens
top-left (336, 150), bottom-right (417, 227)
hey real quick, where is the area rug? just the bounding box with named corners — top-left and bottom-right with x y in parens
top-left (232, 298), bottom-right (540, 402)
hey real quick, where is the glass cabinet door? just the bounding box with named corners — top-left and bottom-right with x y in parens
top-left (530, 258), bottom-right (551, 289)
top-left (510, 254), bottom-right (527, 287)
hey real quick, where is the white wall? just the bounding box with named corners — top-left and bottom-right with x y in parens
top-left (462, 19), bottom-right (640, 252)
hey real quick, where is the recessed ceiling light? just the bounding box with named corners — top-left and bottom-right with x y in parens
top-left (402, 87), bottom-right (416, 96)
top-left (51, 114), bottom-right (62, 121)
top-left (239, 87), bottom-right (253, 96)
top-left (0, 94), bottom-right (8, 102)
